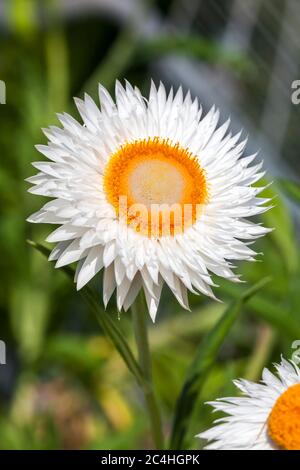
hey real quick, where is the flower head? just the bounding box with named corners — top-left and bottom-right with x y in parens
top-left (27, 80), bottom-right (270, 321)
top-left (198, 358), bottom-right (300, 450)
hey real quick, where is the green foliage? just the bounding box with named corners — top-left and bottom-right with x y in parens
top-left (277, 178), bottom-right (300, 206)
top-left (27, 241), bottom-right (146, 390)
top-left (1, 0), bottom-right (300, 451)
top-left (137, 35), bottom-right (253, 75)
top-left (170, 278), bottom-right (271, 449)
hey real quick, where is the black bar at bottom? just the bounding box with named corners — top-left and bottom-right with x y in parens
top-left (0, 450), bottom-right (299, 465)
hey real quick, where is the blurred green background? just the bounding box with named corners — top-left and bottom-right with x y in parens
top-left (1, 0), bottom-right (300, 450)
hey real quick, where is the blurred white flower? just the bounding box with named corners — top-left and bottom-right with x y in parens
top-left (27, 80), bottom-right (270, 321)
top-left (198, 358), bottom-right (300, 450)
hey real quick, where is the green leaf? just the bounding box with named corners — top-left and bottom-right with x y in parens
top-left (27, 240), bottom-right (147, 391)
top-left (219, 281), bottom-right (300, 339)
top-left (137, 36), bottom-right (252, 74)
top-left (10, 282), bottom-right (50, 362)
top-left (42, 334), bottom-right (106, 374)
top-left (277, 178), bottom-right (300, 205)
top-left (169, 277), bottom-right (271, 450)
top-left (261, 181), bottom-right (298, 274)
top-left (82, 28), bottom-right (138, 97)
top-left (80, 0), bottom-right (157, 97)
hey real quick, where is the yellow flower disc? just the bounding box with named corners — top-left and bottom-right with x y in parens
top-left (103, 137), bottom-right (208, 237)
top-left (268, 383), bottom-right (300, 450)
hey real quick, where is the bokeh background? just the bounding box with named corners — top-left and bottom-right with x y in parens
top-left (1, 0), bottom-right (300, 450)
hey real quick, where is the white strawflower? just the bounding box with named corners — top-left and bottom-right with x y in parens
top-left (27, 80), bottom-right (270, 321)
top-left (198, 358), bottom-right (300, 450)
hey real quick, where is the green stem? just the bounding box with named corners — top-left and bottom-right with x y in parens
top-left (131, 293), bottom-right (164, 450)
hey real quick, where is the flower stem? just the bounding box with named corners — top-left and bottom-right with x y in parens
top-left (131, 293), bottom-right (164, 449)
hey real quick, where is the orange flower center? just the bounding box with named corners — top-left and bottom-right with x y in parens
top-left (268, 382), bottom-right (300, 450)
top-left (103, 137), bottom-right (208, 237)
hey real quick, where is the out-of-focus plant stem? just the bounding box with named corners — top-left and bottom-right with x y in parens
top-left (244, 324), bottom-right (276, 381)
top-left (83, 28), bottom-right (138, 96)
top-left (131, 293), bottom-right (164, 450)
top-left (82, 0), bottom-right (155, 96)
top-left (45, 0), bottom-right (69, 115)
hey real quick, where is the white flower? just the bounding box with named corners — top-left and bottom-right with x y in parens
top-left (198, 358), bottom-right (300, 450)
top-left (27, 80), bottom-right (270, 321)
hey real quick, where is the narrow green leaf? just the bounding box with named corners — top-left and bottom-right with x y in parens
top-left (219, 281), bottom-right (300, 339)
top-left (261, 181), bottom-right (298, 274)
top-left (27, 240), bottom-right (147, 390)
top-left (82, 28), bottom-right (137, 97)
top-left (81, 0), bottom-right (155, 97)
top-left (169, 277), bottom-right (271, 450)
top-left (277, 178), bottom-right (300, 205)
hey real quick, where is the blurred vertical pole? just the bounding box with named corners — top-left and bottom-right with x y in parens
top-left (169, 0), bottom-right (202, 32)
top-left (221, 0), bottom-right (261, 52)
top-left (259, 0), bottom-right (300, 157)
top-left (215, 0), bottom-right (262, 106)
